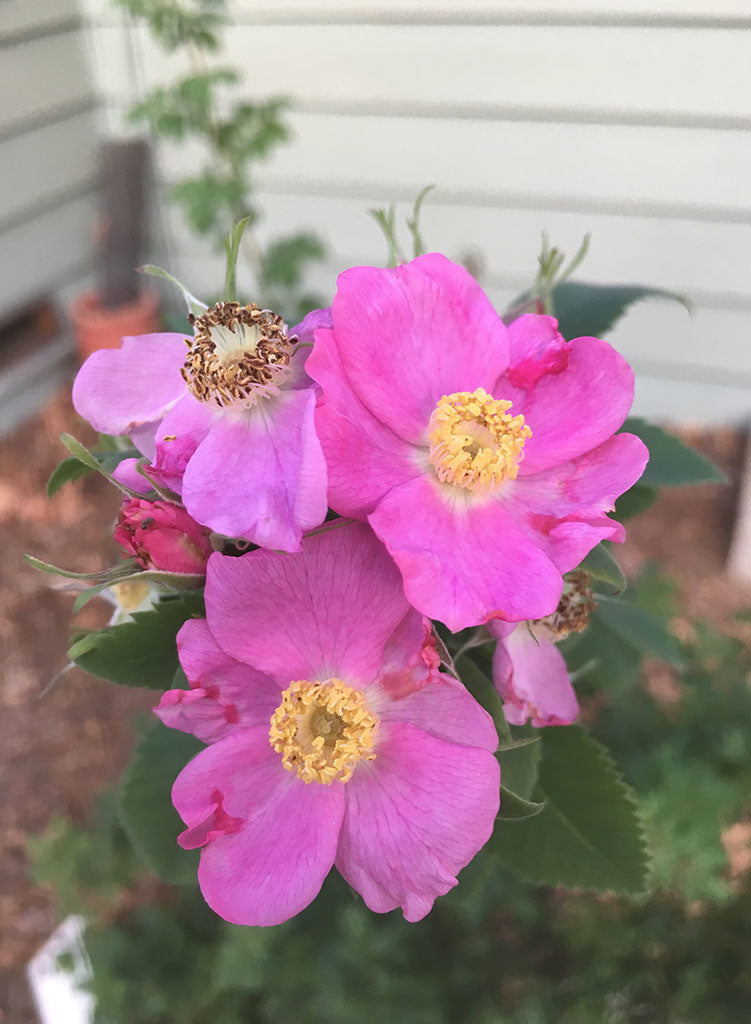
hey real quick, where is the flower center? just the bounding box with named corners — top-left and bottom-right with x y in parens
top-left (181, 302), bottom-right (294, 407)
top-left (540, 570), bottom-right (596, 639)
top-left (428, 388), bottom-right (531, 492)
top-left (269, 678), bottom-right (378, 784)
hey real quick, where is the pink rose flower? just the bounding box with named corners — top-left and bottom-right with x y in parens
top-left (306, 254), bottom-right (648, 631)
top-left (72, 308), bottom-right (330, 551)
top-left (114, 498), bottom-right (214, 575)
top-left (489, 621), bottom-right (579, 728)
top-left (154, 523), bottom-right (500, 925)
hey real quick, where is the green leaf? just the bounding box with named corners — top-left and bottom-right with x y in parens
top-left (594, 595), bottom-right (683, 666)
top-left (613, 482), bottom-right (658, 521)
top-left (69, 594), bottom-right (204, 688)
top-left (498, 735), bottom-right (541, 800)
top-left (260, 232), bottom-right (326, 291)
top-left (560, 615), bottom-right (642, 693)
top-left (406, 184), bottom-right (435, 259)
top-left (119, 722), bottom-right (203, 884)
top-left (47, 456), bottom-right (92, 497)
top-left (25, 554), bottom-right (139, 582)
top-left (498, 784), bottom-right (545, 821)
top-left (493, 726), bottom-right (649, 894)
top-left (59, 434), bottom-right (142, 496)
top-left (623, 418), bottom-right (726, 487)
top-left (578, 542), bottom-right (626, 594)
top-left (551, 282), bottom-right (690, 340)
top-left (223, 215), bottom-right (252, 302)
top-left (139, 264), bottom-right (207, 319)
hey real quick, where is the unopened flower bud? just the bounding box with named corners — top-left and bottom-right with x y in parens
top-left (114, 499), bottom-right (213, 575)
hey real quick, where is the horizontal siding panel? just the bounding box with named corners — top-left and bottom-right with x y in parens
top-left (0, 113), bottom-right (99, 227)
top-left (0, 31), bottom-right (93, 135)
top-left (0, 0), bottom-right (78, 41)
top-left (0, 194), bottom-right (96, 314)
top-left (110, 25), bottom-right (751, 122)
top-left (155, 113), bottom-right (751, 217)
top-left (234, 1), bottom-right (751, 18)
top-left (163, 191), bottom-right (751, 301)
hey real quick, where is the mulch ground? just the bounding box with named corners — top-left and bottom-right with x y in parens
top-left (1, 388), bottom-right (749, 1023)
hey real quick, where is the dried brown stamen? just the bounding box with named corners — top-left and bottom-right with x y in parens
top-left (540, 570), bottom-right (596, 640)
top-left (181, 301), bottom-right (295, 407)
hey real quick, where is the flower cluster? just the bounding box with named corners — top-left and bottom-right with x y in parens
top-left (72, 253), bottom-right (648, 924)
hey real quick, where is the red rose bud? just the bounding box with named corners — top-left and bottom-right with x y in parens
top-left (115, 499), bottom-right (213, 575)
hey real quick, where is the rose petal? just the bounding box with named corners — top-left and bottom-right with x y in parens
top-left (491, 623), bottom-right (579, 727)
top-left (72, 333), bottom-right (188, 435)
top-left (335, 721), bottom-right (499, 921)
top-left (369, 473), bottom-right (563, 631)
top-left (306, 327), bottom-right (421, 518)
top-left (181, 388), bottom-right (327, 551)
top-left (172, 728), bottom-right (345, 926)
top-left (332, 254), bottom-right (509, 443)
top-left (205, 522), bottom-right (415, 687)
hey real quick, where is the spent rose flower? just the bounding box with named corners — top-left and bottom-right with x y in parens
top-left (154, 523), bottom-right (500, 925)
top-left (489, 571), bottom-right (595, 727)
top-left (72, 307), bottom-right (329, 551)
top-left (306, 254), bottom-right (649, 631)
top-left (114, 498), bottom-right (214, 575)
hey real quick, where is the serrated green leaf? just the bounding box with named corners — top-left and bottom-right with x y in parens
top-left (494, 726), bottom-right (649, 894)
top-left (119, 722), bottom-right (203, 884)
top-left (551, 281), bottom-right (689, 340)
top-left (613, 483), bottom-right (658, 521)
top-left (498, 785), bottom-right (545, 821)
top-left (69, 594), bottom-right (204, 688)
top-left (594, 595), bottom-right (683, 667)
top-left (560, 615), bottom-right (642, 693)
top-left (622, 418), bottom-right (726, 487)
top-left (578, 542), bottom-right (626, 594)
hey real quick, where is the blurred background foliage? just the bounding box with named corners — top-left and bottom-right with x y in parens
top-left (117, 0), bottom-right (326, 323)
top-left (29, 568), bottom-right (751, 1024)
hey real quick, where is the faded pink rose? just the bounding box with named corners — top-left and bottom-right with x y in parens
top-left (155, 523), bottom-right (500, 925)
top-left (114, 498), bottom-right (213, 575)
top-left (306, 254), bottom-right (648, 631)
top-left (72, 308), bottom-right (329, 551)
top-left (489, 620), bottom-right (579, 728)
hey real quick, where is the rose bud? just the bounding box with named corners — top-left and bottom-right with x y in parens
top-left (115, 499), bottom-right (213, 575)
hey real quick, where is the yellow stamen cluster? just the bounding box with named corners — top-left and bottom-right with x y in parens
top-left (269, 678), bottom-right (378, 784)
top-left (181, 301), bottom-right (294, 407)
top-left (428, 388), bottom-right (531, 492)
top-left (541, 571), bottom-right (596, 640)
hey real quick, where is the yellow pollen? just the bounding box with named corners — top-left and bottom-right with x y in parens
top-left (269, 678), bottom-right (378, 784)
top-left (428, 388), bottom-right (531, 492)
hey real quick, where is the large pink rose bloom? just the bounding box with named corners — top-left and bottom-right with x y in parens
top-left (306, 254), bottom-right (648, 631)
top-left (72, 307), bottom-right (329, 551)
top-left (155, 523), bottom-right (500, 925)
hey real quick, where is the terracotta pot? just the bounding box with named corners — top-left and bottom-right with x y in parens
top-left (71, 288), bottom-right (160, 362)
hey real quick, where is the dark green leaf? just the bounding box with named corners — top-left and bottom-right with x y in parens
top-left (119, 722), bottom-right (203, 884)
top-left (594, 595), bottom-right (683, 666)
top-left (260, 232), bottom-right (326, 290)
top-left (623, 418), bottom-right (726, 487)
top-left (560, 615), bottom-right (643, 693)
top-left (498, 735), bottom-right (541, 801)
top-left (498, 784), bottom-right (545, 821)
top-left (578, 542), bottom-right (626, 594)
top-left (614, 483), bottom-right (658, 521)
top-left (551, 282), bottom-right (689, 340)
top-left (494, 726), bottom-right (649, 894)
top-left (69, 594), bottom-right (204, 688)
top-left (47, 456), bottom-right (92, 498)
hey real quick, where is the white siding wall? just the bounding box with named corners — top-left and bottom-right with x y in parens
top-left (83, 0), bottom-right (751, 424)
top-left (0, 0), bottom-right (100, 316)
